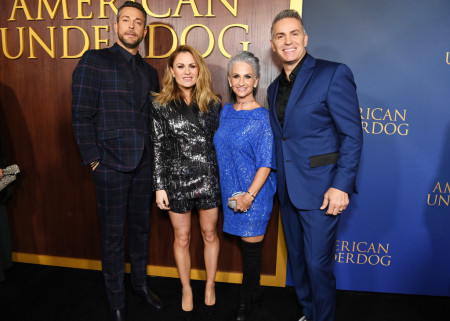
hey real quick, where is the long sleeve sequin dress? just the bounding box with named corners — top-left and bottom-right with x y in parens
top-left (151, 99), bottom-right (221, 209)
top-left (213, 102), bottom-right (276, 237)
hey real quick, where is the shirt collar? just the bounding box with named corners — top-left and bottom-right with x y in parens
top-left (116, 43), bottom-right (140, 64)
top-left (280, 52), bottom-right (308, 84)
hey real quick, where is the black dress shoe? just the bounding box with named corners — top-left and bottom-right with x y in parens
top-left (132, 284), bottom-right (164, 310)
top-left (110, 308), bottom-right (126, 321)
top-left (298, 313), bottom-right (312, 321)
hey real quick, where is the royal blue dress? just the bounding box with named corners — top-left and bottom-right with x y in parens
top-left (213, 102), bottom-right (276, 237)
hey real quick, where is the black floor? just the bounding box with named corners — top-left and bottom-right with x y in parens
top-left (0, 263), bottom-right (449, 321)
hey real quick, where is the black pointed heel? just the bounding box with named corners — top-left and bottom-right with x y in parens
top-left (180, 307), bottom-right (196, 321)
top-left (203, 302), bottom-right (217, 319)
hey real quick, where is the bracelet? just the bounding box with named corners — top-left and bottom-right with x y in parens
top-left (246, 191), bottom-right (255, 199)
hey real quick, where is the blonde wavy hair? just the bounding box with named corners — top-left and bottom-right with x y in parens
top-left (153, 45), bottom-right (220, 113)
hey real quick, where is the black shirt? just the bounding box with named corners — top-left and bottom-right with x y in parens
top-left (117, 44), bottom-right (146, 108)
top-left (275, 53), bottom-right (308, 127)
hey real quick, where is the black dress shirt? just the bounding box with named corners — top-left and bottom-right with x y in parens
top-left (275, 53), bottom-right (308, 127)
top-left (118, 45), bottom-right (145, 108)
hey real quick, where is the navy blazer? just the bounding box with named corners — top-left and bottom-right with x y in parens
top-left (267, 55), bottom-right (363, 210)
top-left (72, 43), bottom-right (159, 172)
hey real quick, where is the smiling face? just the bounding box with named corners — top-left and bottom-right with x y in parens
top-left (170, 52), bottom-right (199, 96)
top-left (228, 62), bottom-right (259, 101)
top-left (114, 6), bottom-right (147, 52)
top-left (271, 17), bottom-right (308, 69)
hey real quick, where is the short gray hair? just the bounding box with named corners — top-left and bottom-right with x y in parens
top-left (227, 51), bottom-right (260, 79)
top-left (227, 51), bottom-right (260, 102)
top-left (271, 9), bottom-right (306, 39)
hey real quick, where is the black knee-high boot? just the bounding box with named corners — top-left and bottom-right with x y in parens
top-left (233, 239), bottom-right (263, 321)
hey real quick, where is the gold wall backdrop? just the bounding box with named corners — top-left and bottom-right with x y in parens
top-left (0, 0), bottom-right (302, 286)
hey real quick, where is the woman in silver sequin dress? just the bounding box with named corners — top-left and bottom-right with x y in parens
top-left (151, 45), bottom-right (221, 318)
top-left (213, 51), bottom-right (276, 321)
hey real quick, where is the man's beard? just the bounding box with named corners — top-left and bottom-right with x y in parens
top-left (118, 33), bottom-right (143, 49)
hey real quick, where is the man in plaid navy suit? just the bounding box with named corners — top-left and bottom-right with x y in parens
top-left (71, 2), bottom-right (162, 320)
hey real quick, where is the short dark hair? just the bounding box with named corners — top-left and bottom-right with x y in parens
top-left (271, 9), bottom-right (305, 39)
top-left (117, 1), bottom-right (147, 25)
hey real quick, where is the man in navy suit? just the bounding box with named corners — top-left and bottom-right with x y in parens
top-left (267, 9), bottom-right (363, 321)
top-left (72, 2), bottom-right (162, 320)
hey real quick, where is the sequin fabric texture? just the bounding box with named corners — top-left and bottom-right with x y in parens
top-left (151, 99), bottom-right (221, 204)
top-left (213, 102), bottom-right (276, 237)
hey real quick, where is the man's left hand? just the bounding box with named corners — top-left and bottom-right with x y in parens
top-left (320, 187), bottom-right (349, 215)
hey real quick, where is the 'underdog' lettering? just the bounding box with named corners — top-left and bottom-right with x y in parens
top-left (335, 240), bottom-right (391, 267)
top-left (360, 107), bottom-right (409, 136)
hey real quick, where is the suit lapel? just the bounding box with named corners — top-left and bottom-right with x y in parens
top-left (172, 101), bottom-right (202, 130)
top-left (283, 55), bottom-right (316, 131)
top-left (269, 77), bottom-right (282, 133)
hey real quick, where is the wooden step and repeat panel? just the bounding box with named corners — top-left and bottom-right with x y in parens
top-left (0, 0), bottom-right (302, 286)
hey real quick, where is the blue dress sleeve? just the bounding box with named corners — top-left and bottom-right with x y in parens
top-left (255, 113), bottom-right (276, 170)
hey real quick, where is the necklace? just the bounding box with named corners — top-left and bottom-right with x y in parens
top-left (234, 99), bottom-right (256, 111)
top-left (236, 100), bottom-right (255, 105)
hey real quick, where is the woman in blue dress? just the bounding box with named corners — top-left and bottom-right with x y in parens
top-left (213, 51), bottom-right (276, 321)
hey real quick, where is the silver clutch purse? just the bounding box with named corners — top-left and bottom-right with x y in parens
top-left (227, 191), bottom-right (246, 209)
top-left (0, 164), bottom-right (20, 192)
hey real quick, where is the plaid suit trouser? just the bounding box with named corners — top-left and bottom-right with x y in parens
top-left (92, 150), bottom-right (152, 309)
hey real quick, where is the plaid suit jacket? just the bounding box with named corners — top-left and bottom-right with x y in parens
top-left (72, 43), bottom-right (159, 172)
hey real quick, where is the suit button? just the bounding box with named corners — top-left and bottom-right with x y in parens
top-left (282, 137), bottom-right (287, 141)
